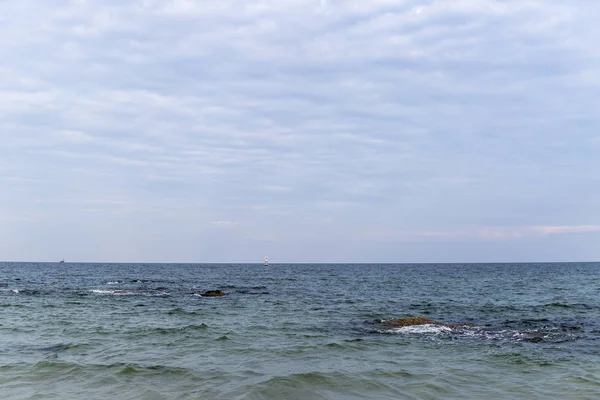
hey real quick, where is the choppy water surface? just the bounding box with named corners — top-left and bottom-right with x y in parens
top-left (1, 262), bottom-right (599, 399)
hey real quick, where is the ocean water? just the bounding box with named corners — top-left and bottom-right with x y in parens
top-left (1, 262), bottom-right (599, 399)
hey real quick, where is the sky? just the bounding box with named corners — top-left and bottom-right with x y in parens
top-left (1, 0), bottom-right (599, 263)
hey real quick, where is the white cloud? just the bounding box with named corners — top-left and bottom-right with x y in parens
top-left (211, 221), bottom-right (239, 227)
top-left (361, 225), bottom-right (600, 243)
top-left (530, 225), bottom-right (600, 235)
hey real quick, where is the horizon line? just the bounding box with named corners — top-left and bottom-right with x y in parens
top-left (1, 260), bottom-right (598, 265)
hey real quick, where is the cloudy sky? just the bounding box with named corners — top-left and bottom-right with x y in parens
top-left (1, 0), bottom-right (599, 263)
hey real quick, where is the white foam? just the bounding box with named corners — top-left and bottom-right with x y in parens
top-left (91, 290), bottom-right (115, 295)
top-left (388, 324), bottom-right (452, 334)
top-left (91, 289), bottom-right (137, 296)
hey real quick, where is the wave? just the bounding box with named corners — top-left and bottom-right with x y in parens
top-left (101, 278), bottom-right (175, 286)
top-left (37, 342), bottom-right (88, 353)
top-left (240, 371), bottom-right (408, 400)
top-left (116, 363), bottom-right (195, 377)
top-left (0, 303), bottom-right (26, 308)
top-left (3, 342), bottom-right (89, 356)
top-left (242, 372), bottom-right (342, 400)
top-left (213, 284), bottom-right (270, 295)
top-left (29, 360), bottom-right (196, 379)
top-left (236, 289), bottom-right (270, 295)
top-left (219, 285), bottom-right (268, 290)
top-left (129, 324), bottom-right (210, 337)
top-left (167, 307), bottom-right (201, 316)
top-left (367, 318), bottom-right (583, 344)
top-left (9, 289), bottom-right (44, 296)
top-left (91, 287), bottom-right (271, 297)
top-left (90, 289), bottom-right (169, 296)
top-left (7, 284), bottom-right (270, 300)
top-left (129, 279), bottom-right (161, 284)
top-left (536, 302), bottom-right (598, 311)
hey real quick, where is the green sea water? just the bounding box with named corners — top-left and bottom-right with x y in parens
top-left (1, 262), bottom-right (599, 399)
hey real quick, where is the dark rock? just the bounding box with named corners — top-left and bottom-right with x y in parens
top-left (200, 290), bottom-right (225, 297)
top-left (380, 316), bottom-right (472, 329)
top-left (381, 317), bottom-right (440, 328)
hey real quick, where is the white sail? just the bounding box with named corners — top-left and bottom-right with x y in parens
top-left (264, 256), bottom-right (269, 266)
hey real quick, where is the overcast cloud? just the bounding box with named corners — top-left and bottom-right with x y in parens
top-left (1, 0), bottom-right (599, 262)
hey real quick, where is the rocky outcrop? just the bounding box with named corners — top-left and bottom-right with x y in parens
top-left (200, 290), bottom-right (225, 297)
top-left (380, 316), bottom-right (472, 329)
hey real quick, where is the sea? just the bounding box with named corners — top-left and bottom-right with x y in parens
top-left (1, 262), bottom-right (599, 399)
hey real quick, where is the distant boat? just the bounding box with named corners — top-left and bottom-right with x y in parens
top-left (264, 256), bottom-right (268, 266)
top-left (59, 259), bottom-right (65, 264)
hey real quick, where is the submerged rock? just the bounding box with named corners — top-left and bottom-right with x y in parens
top-left (380, 316), bottom-right (472, 329)
top-left (200, 290), bottom-right (225, 297)
top-left (382, 317), bottom-right (440, 328)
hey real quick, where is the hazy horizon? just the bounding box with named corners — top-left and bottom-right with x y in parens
top-left (1, 259), bottom-right (598, 265)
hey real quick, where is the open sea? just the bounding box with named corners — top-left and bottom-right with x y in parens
top-left (1, 262), bottom-right (599, 399)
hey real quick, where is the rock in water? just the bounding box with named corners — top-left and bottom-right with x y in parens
top-left (201, 290), bottom-right (225, 297)
top-left (380, 316), bottom-right (473, 329)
